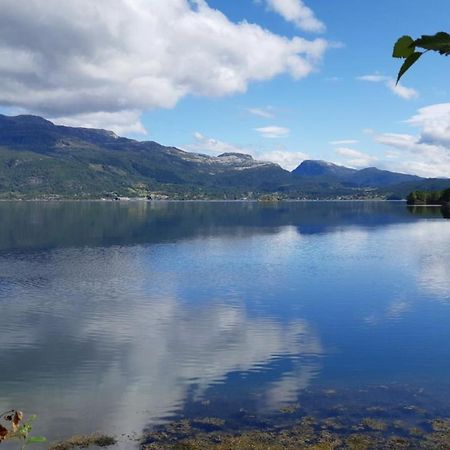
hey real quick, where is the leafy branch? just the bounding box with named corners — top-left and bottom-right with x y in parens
top-left (0, 410), bottom-right (46, 449)
top-left (393, 32), bottom-right (450, 83)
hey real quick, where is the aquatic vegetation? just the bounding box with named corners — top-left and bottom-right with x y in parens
top-left (365, 406), bottom-right (386, 414)
top-left (191, 417), bottom-right (225, 431)
top-left (361, 418), bottom-right (387, 431)
top-left (141, 414), bottom-right (450, 449)
top-left (3, 386), bottom-right (450, 449)
top-left (140, 385), bottom-right (450, 449)
top-left (431, 419), bottom-right (450, 432)
top-left (48, 433), bottom-right (117, 449)
top-left (409, 426), bottom-right (424, 437)
top-left (279, 404), bottom-right (301, 414)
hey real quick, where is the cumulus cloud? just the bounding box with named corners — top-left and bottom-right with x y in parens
top-left (372, 104), bottom-right (450, 178)
top-left (188, 132), bottom-right (307, 169)
top-left (406, 103), bottom-right (450, 147)
top-left (358, 74), bottom-right (418, 100)
top-left (334, 147), bottom-right (377, 168)
top-left (264, 0), bottom-right (326, 32)
top-left (255, 125), bottom-right (290, 138)
top-left (374, 132), bottom-right (450, 177)
top-left (0, 0), bottom-right (329, 132)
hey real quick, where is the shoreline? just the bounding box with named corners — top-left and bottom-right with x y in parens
top-left (0, 198), bottom-right (406, 203)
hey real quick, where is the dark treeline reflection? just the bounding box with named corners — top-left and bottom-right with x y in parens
top-left (407, 205), bottom-right (450, 219)
top-left (0, 200), bottom-right (444, 251)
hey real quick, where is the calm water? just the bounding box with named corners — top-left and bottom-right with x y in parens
top-left (0, 201), bottom-right (449, 445)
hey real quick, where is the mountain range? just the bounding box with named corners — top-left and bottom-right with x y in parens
top-left (0, 114), bottom-right (447, 199)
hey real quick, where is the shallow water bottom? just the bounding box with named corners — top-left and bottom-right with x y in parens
top-left (139, 383), bottom-right (450, 449)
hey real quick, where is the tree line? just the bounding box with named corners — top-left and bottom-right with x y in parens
top-left (407, 188), bottom-right (450, 205)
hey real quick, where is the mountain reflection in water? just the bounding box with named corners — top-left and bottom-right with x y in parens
top-left (0, 201), bottom-right (449, 444)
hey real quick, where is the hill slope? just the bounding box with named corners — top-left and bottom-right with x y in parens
top-left (0, 115), bottom-right (289, 198)
top-left (0, 114), bottom-right (447, 199)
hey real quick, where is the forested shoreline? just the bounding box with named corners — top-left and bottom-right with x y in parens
top-left (406, 188), bottom-right (450, 205)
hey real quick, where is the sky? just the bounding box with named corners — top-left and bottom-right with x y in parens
top-left (0, 0), bottom-right (450, 177)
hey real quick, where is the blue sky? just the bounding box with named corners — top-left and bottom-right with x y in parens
top-left (141, 0), bottom-right (450, 176)
top-left (0, 0), bottom-right (450, 176)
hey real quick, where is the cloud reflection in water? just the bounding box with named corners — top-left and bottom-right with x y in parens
top-left (0, 243), bottom-right (323, 440)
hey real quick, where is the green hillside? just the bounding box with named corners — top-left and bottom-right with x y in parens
top-left (0, 114), bottom-right (448, 200)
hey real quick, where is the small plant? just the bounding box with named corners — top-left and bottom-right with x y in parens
top-left (0, 410), bottom-right (46, 449)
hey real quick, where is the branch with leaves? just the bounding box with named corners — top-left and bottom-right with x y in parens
top-left (0, 410), bottom-right (46, 449)
top-left (393, 32), bottom-right (450, 83)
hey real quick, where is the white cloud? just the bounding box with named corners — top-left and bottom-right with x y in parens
top-left (372, 104), bottom-right (450, 178)
top-left (188, 132), bottom-right (307, 170)
top-left (406, 103), bottom-right (450, 146)
top-left (255, 125), bottom-right (290, 138)
top-left (265, 0), bottom-right (325, 32)
top-left (384, 150), bottom-right (400, 160)
top-left (335, 147), bottom-right (377, 168)
top-left (335, 147), bottom-right (369, 159)
top-left (385, 79), bottom-right (418, 100)
top-left (329, 139), bottom-right (358, 145)
top-left (257, 149), bottom-right (308, 170)
top-left (357, 75), bottom-right (385, 82)
top-left (0, 0), bottom-right (329, 132)
top-left (357, 74), bottom-right (418, 100)
top-left (247, 107), bottom-right (275, 119)
top-left (189, 132), bottom-right (245, 156)
top-left (51, 111), bottom-right (147, 135)
top-left (374, 132), bottom-right (450, 177)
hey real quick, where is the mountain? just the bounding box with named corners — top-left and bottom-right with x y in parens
top-left (292, 160), bottom-right (357, 178)
top-left (346, 167), bottom-right (421, 187)
top-left (292, 160), bottom-right (421, 186)
top-left (0, 114), bottom-right (288, 198)
top-left (0, 114), bottom-right (447, 199)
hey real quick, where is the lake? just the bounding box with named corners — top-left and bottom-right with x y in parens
top-left (0, 201), bottom-right (449, 448)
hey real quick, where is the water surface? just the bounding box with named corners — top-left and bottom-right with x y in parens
top-left (0, 201), bottom-right (449, 445)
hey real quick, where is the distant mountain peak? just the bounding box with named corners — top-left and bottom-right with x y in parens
top-left (298, 160), bottom-right (346, 168)
top-left (16, 114), bottom-right (53, 124)
top-left (291, 159), bottom-right (424, 187)
top-left (292, 160), bottom-right (356, 177)
top-left (0, 113), bottom-right (54, 127)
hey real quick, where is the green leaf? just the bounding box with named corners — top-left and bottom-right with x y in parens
top-left (26, 436), bottom-right (47, 444)
top-left (393, 35), bottom-right (415, 58)
top-left (415, 32), bottom-right (450, 55)
top-left (396, 51), bottom-right (422, 83)
top-left (19, 424), bottom-right (32, 434)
